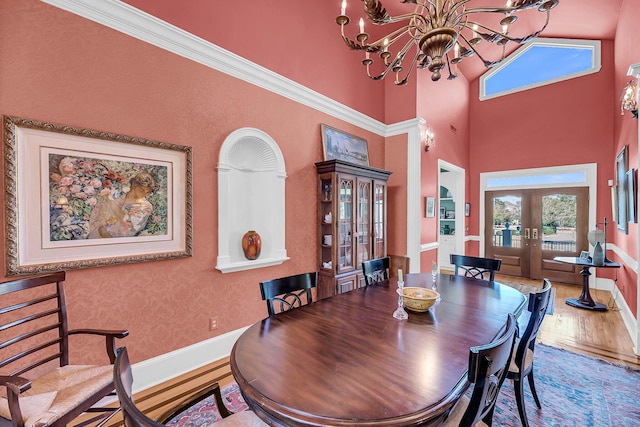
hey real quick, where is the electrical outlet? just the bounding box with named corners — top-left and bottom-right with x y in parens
top-left (209, 317), bottom-right (218, 331)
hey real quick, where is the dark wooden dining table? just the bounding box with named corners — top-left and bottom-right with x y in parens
top-left (230, 273), bottom-right (527, 427)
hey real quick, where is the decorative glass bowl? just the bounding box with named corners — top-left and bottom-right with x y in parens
top-left (398, 287), bottom-right (440, 312)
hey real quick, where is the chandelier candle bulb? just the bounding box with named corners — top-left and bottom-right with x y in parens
top-left (359, 17), bottom-right (364, 34)
top-left (341, 0), bottom-right (346, 16)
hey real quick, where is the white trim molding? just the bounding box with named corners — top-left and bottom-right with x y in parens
top-left (40, 0), bottom-right (386, 137)
top-left (133, 327), bottom-right (247, 392)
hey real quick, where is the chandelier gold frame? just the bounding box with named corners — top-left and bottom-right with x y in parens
top-left (337, 0), bottom-right (560, 83)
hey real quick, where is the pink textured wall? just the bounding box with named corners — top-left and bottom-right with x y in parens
top-left (0, 0), bottom-right (386, 364)
top-left (121, 0), bottom-right (388, 123)
top-left (417, 73), bottom-right (471, 270)
top-left (612, 0), bottom-right (639, 316)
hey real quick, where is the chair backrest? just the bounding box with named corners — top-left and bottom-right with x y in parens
top-left (361, 257), bottom-right (390, 286)
top-left (0, 271), bottom-right (71, 377)
top-left (0, 271), bottom-right (127, 427)
top-left (513, 279), bottom-right (553, 372)
top-left (460, 313), bottom-right (518, 427)
top-left (259, 272), bottom-right (318, 316)
top-left (114, 347), bottom-right (163, 427)
top-left (450, 254), bottom-right (502, 282)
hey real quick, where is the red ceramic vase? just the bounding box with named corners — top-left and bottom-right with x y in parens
top-left (242, 230), bottom-right (262, 260)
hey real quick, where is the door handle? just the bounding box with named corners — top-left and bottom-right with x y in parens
top-left (524, 228), bottom-right (530, 239)
top-left (532, 228), bottom-right (538, 240)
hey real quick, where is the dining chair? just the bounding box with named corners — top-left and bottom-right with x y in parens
top-left (450, 254), bottom-right (502, 282)
top-left (259, 272), bottom-right (318, 316)
top-left (113, 347), bottom-right (267, 427)
top-left (0, 271), bottom-right (129, 427)
top-left (506, 279), bottom-right (553, 427)
top-left (443, 313), bottom-right (518, 427)
top-left (361, 257), bottom-right (390, 286)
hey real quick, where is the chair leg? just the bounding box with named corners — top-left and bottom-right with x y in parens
top-left (513, 378), bottom-right (529, 427)
top-left (527, 370), bottom-right (542, 409)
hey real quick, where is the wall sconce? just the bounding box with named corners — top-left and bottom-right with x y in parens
top-left (620, 80), bottom-right (638, 118)
top-left (422, 125), bottom-right (435, 152)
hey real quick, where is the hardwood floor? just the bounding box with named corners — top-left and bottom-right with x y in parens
top-left (495, 273), bottom-right (640, 369)
top-left (78, 275), bottom-right (639, 426)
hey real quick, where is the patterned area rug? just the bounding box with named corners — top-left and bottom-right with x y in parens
top-left (166, 344), bottom-right (640, 427)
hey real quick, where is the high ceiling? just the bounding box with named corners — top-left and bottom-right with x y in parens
top-left (382, 0), bottom-right (624, 82)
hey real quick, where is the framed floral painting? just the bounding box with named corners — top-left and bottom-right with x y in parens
top-left (3, 115), bottom-right (192, 275)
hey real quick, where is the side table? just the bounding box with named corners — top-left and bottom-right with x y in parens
top-left (553, 256), bottom-right (620, 311)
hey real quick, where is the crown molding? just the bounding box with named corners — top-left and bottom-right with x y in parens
top-left (40, 0), bottom-right (386, 136)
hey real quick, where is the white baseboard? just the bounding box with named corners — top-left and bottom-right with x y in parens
top-left (131, 326), bottom-right (248, 393)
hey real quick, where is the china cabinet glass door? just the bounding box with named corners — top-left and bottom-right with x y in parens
top-left (372, 182), bottom-right (385, 259)
top-left (356, 179), bottom-right (371, 268)
top-left (338, 177), bottom-right (354, 273)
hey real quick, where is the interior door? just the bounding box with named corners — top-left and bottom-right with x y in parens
top-left (485, 187), bottom-right (589, 285)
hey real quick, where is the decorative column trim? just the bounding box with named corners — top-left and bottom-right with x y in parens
top-left (387, 118), bottom-right (423, 273)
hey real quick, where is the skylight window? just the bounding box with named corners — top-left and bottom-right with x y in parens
top-left (480, 39), bottom-right (601, 100)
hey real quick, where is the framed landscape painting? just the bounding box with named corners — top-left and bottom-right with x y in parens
top-left (3, 115), bottom-right (193, 275)
top-left (321, 124), bottom-right (370, 166)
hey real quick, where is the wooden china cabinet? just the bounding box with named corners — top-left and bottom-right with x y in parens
top-left (315, 160), bottom-right (392, 299)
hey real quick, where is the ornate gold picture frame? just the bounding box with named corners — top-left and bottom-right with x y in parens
top-left (3, 115), bottom-right (192, 275)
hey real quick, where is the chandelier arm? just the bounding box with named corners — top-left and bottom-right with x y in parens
top-left (369, 26), bottom-right (418, 48)
top-left (460, 9), bottom-right (550, 45)
top-left (464, 0), bottom-right (555, 14)
top-left (341, 34), bottom-right (365, 51)
top-left (395, 53), bottom-right (422, 86)
top-left (458, 32), bottom-right (507, 67)
top-left (368, 36), bottom-right (417, 81)
top-left (445, 54), bottom-right (458, 80)
top-left (372, 12), bottom-right (427, 26)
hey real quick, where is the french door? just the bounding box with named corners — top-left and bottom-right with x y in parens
top-left (485, 187), bottom-right (589, 285)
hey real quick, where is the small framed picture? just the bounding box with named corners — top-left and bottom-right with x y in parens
top-left (465, 203), bottom-right (470, 217)
top-left (579, 251), bottom-right (590, 260)
top-left (440, 207), bottom-right (446, 219)
top-left (426, 196), bottom-right (435, 218)
top-left (445, 210), bottom-right (455, 219)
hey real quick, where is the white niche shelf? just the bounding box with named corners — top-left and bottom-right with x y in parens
top-left (216, 128), bottom-right (289, 273)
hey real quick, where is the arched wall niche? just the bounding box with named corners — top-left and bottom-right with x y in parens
top-left (216, 128), bottom-right (289, 273)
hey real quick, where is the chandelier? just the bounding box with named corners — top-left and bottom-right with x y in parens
top-left (336, 0), bottom-right (560, 83)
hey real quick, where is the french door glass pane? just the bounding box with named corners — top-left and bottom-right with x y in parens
top-left (492, 195), bottom-right (522, 248)
top-left (542, 194), bottom-right (577, 252)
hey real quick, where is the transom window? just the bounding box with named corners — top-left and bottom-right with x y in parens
top-left (480, 38), bottom-right (601, 100)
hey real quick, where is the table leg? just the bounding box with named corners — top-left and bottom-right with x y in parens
top-left (565, 266), bottom-right (607, 311)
